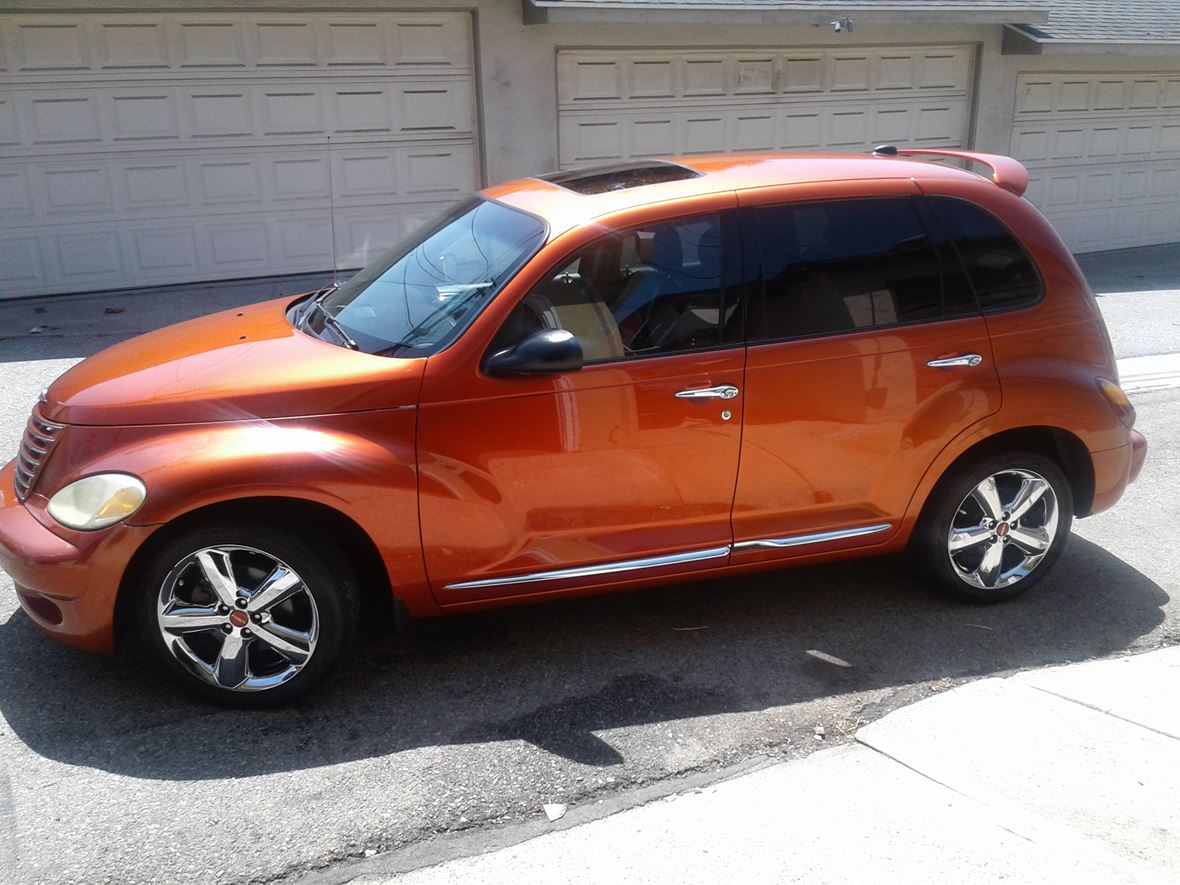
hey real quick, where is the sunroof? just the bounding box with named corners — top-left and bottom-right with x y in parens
top-left (535, 160), bottom-right (701, 195)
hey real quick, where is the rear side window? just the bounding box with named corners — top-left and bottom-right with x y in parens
top-left (750, 197), bottom-right (975, 341)
top-left (927, 196), bottom-right (1042, 312)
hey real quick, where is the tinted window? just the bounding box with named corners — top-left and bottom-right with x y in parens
top-left (489, 213), bottom-right (731, 363)
top-left (928, 196), bottom-right (1042, 312)
top-left (751, 197), bottom-right (974, 341)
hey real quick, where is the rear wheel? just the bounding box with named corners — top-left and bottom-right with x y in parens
top-left (911, 452), bottom-right (1073, 602)
top-left (135, 522), bottom-right (359, 705)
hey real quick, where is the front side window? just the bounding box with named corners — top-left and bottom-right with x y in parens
top-left (304, 197), bottom-right (547, 356)
top-left (489, 213), bottom-right (732, 363)
top-left (749, 197), bottom-right (975, 342)
top-left (927, 196), bottom-right (1042, 312)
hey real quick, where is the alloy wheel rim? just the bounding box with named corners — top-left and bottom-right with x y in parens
top-left (156, 545), bottom-right (319, 692)
top-left (947, 468), bottom-right (1059, 590)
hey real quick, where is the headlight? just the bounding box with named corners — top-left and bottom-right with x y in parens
top-left (47, 474), bottom-right (146, 531)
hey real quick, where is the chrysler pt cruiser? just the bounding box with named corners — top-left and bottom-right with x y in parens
top-left (0, 148), bottom-right (1147, 704)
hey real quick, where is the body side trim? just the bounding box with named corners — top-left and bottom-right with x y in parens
top-left (447, 523), bottom-right (895, 590)
top-left (733, 523), bottom-right (893, 551)
top-left (446, 545), bottom-right (731, 590)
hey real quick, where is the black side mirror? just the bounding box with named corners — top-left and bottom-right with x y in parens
top-left (484, 329), bottom-right (584, 376)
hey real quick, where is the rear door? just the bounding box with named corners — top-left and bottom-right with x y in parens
top-left (730, 179), bottom-right (1002, 562)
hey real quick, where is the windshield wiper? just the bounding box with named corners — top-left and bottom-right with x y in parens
top-left (303, 286), bottom-right (358, 350)
top-left (320, 311), bottom-right (358, 350)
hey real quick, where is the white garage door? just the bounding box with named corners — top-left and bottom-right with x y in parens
top-left (0, 12), bottom-right (478, 298)
top-left (1012, 72), bottom-right (1180, 253)
top-left (557, 45), bottom-right (974, 168)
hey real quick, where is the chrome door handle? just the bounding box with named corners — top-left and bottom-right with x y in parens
top-left (927, 353), bottom-right (983, 369)
top-left (675, 384), bottom-right (739, 400)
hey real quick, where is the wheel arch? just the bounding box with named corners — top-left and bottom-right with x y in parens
top-left (114, 496), bottom-right (399, 648)
top-left (907, 425), bottom-right (1095, 541)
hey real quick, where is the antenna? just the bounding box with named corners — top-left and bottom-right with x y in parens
top-left (327, 134), bottom-right (340, 285)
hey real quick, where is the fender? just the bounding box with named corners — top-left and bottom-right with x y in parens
top-left (34, 408), bottom-right (438, 616)
top-left (899, 401), bottom-right (1128, 541)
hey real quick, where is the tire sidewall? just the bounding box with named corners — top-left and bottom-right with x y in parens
top-left (915, 452), bottom-right (1074, 603)
top-left (134, 522), bottom-right (358, 706)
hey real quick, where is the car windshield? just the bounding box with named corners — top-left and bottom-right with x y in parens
top-left (304, 197), bottom-right (548, 356)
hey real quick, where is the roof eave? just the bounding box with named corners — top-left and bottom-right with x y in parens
top-left (526, 2), bottom-right (1050, 27)
top-left (1003, 24), bottom-right (1180, 56)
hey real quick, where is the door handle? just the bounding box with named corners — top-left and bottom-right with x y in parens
top-left (927, 353), bottom-right (983, 369)
top-left (675, 384), bottom-right (739, 400)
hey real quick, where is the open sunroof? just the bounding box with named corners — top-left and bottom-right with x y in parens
top-left (535, 160), bottom-right (701, 195)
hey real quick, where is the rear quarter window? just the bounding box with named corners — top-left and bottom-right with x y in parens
top-left (749, 196), bottom-right (976, 342)
top-left (928, 196), bottom-right (1043, 312)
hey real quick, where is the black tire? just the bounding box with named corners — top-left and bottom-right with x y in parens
top-left (909, 451), bottom-right (1073, 603)
top-left (134, 522), bottom-right (360, 706)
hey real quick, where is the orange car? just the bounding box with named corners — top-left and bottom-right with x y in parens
top-left (0, 148), bottom-right (1146, 704)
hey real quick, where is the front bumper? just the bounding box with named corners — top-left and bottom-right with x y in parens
top-left (0, 459), bottom-right (155, 653)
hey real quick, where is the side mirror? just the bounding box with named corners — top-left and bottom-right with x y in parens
top-left (484, 329), bottom-right (584, 376)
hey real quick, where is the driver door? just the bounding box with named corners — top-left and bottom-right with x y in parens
top-left (416, 198), bottom-right (746, 603)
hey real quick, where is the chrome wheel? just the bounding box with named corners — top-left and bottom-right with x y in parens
top-left (947, 468), bottom-right (1059, 591)
top-left (156, 545), bottom-right (319, 692)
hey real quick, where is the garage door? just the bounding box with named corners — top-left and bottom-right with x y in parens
top-left (0, 12), bottom-right (478, 298)
top-left (1012, 72), bottom-right (1180, 253)
top-left (557, 45), bottom-right (974, 168)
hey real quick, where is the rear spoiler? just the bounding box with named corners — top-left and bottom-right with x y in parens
top-left (894, 149), bottom-right (1030, 198)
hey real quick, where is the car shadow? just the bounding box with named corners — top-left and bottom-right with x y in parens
top-left (0, 535), bottom-right (1166, 779)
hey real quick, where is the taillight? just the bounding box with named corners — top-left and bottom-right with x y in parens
top-left (1097, 377), bottom-right (1136, 429)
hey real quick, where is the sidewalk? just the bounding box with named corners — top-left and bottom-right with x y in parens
top-left (360, 647), bottom-right (1180, 885)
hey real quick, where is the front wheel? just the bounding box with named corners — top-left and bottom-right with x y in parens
top-left (911, 452), bottom-right (1074, 603)
top-left (135, 523), bottom-right (359, 706)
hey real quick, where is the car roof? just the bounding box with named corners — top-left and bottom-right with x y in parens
top-left (483, 151), bottom-right (995, 240)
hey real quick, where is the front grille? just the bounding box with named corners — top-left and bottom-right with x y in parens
top-left (13, 409), bottom-right (63, 502)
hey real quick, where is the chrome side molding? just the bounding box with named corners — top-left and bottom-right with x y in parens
top-left (733, 523), bottom-right (893, 551)
top-left (447, 523), bottom-right (894, 591)
top-left (446, 545), bottom-right (731, 590)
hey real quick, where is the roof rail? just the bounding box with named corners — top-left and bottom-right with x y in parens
top-left (894, 149), bottom-right (1030, 198)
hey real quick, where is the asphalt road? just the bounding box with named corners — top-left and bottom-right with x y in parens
top-left (0, 247), bottom-right (1177, 885)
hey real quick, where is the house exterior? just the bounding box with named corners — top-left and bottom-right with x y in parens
top-left (1, 0), bottom-right (1178, 299)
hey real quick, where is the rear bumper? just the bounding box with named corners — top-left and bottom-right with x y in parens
top-left (1129, 429), bottom-right (1147, 483)
top-left (1089, 430), bottom-right (1147, 516)
top-left (0, 460), bottom-right (155, 653)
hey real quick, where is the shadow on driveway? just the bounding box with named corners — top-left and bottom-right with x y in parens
top-left (0, 535), bottom-right (1166, 778)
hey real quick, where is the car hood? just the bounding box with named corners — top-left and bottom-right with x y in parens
top-left (44, 297), bottom-right (425, 426)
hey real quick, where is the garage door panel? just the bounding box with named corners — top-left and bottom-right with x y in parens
top-left (4, 198), bottom-right (456, 294)
top-left (1016, 73), bottom-right (1180, 119)
top-left (558, 45), bottom-right (972, 169)
top-left (7, 78), bottom-right (473, 156)
top-left (558, 45), bottom-right (972, 103)
top-left (1013, 71), bottom-right (1180, 252)
top-left (2, 13), bottom-right (472, 76)
top-left (8, 141), bottom-right (473, 223)
top-left (0, 11), bottom-right (477, 297)
top-left (560, 99), bottom-right (969, 166)
top-left (1013, 119), bottom-right (1180, 164)
top-left (0, 96), bottom-right (17, 145)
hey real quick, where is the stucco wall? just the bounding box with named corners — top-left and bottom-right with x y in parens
top-left (475, 0), bottom-right (1005, 185)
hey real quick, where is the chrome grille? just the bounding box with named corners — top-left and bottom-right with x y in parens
top-left (13, 409), bottom-right (63, 502)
